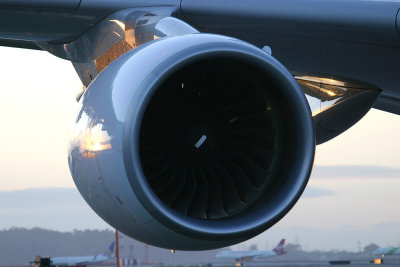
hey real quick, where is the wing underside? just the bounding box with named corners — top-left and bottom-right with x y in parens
top-left (1, 0), bottom-right (399, 114)
top-left (180, 0), bottom-right (400, 115)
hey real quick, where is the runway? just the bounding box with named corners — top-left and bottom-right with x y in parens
top-left (121, 264), bottom-right (399, 267)
top-left (170, 264), bottom-right (399, 267)
top-left (210, 261), bottom-right (400, 267)
top-left (92, 261), bottom-right (400, 267)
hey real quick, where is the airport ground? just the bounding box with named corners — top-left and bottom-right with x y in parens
top-left (97, 263), bottom-right (400, 267)
top-left (3, 262), bottom-right (400, 267)
top-left (84, 261), bottom-right (400, 267)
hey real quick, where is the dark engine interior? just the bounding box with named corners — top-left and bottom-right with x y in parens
top-left (139, 57), bottom-right (286, 220)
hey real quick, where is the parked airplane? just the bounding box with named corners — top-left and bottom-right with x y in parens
top-left (216, 239), bottom-right (286, 262)
top-left (33, 242), bottom-right (115, 267)
top-left (373, 246), bottom-right (400, 258)
top-left (1, 0), bottom-right (400, 251)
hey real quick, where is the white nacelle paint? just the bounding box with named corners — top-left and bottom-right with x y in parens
top-left (69, 35), bottom-right (257, 250)
top-left (68, 33), bottom-right (314, 250)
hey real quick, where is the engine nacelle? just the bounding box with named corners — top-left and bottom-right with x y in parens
top-left (68, 34), bottom-right (315, 250)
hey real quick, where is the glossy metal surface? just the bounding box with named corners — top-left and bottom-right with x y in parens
top-left (39, 7), bottom-right (189, 88)
top-left (69, 33), bottom-right (315, 250)
top-left (296, 75), bottom-right (381, 144)
top-left (397, 8), bottom-right (400, 34)
top-left (0, 0), bottom-right (179, 44)
top-left (179, 0), bottom-right (400, 115)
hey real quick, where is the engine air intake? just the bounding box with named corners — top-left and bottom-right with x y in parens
top-left (70, 33), bottom-right (315, 250)
top-left (140, 58), bottom-right (279, 220)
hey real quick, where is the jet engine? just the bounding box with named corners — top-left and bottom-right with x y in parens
top-left (68, 33), bottom-right (315, 250)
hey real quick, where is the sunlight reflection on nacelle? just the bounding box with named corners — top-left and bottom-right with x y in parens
top-left (109, 19), bottom-right (126, 31)
top-left (80, 125), bottom-right (112, 154)
top-left (71, 110), bottom-right (112, 159)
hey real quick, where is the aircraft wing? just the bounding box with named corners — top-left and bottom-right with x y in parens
top-left (1, 0), bottom-right (399, 114)
top-left (0, 0), bottom-right (179, 49)
top-left (180, 0), bottom-right (400, 115)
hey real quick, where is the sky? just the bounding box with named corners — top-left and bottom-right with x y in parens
top-left (0, 47), bottom-right (400, 251)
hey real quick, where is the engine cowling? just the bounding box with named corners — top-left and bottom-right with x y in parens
top-left (68, 33), bottom-right (315, 250)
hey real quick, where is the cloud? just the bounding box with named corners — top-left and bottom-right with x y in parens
top-left (301, 186), bottom-right (335, 198)
top-left (312, 165), bottom-right (400, 179)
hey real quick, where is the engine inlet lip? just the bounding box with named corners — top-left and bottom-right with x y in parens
top-left (123, 35), bottom-right (315, 242)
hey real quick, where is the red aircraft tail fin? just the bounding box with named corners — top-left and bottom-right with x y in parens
top-left (273, 239), bottom-right (286, 255)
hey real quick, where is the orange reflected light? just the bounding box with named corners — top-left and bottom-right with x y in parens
top-left (326, 90), bottom-right (337, 97)
top-left (112, 31), bottom-right (123, 39)
top-left (80, 124), bottom-right (112, 153)
top-left (327, 91), bottom-right (336, 96)
top-left (373, 258), bottom-right (382, 264)
top-left (296, 76), bottom-right (346, 87)
top-left (83, 139), bottom-right (112, 152)
top-left (319, 78), bottom-right (345, 86)
top-left (109, 19), bottom-right (125, 31)
top-left (82, 151), bottom-right (96, 159)
top-left (320, 87), bottom-right (339, 97)
top-left (90, 141), bottom-right (111, 152)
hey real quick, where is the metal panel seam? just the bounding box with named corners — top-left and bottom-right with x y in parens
top-left (76, 0), bottom-right (82, 11)
top-left (397, 8), bottom-right (400, 34)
